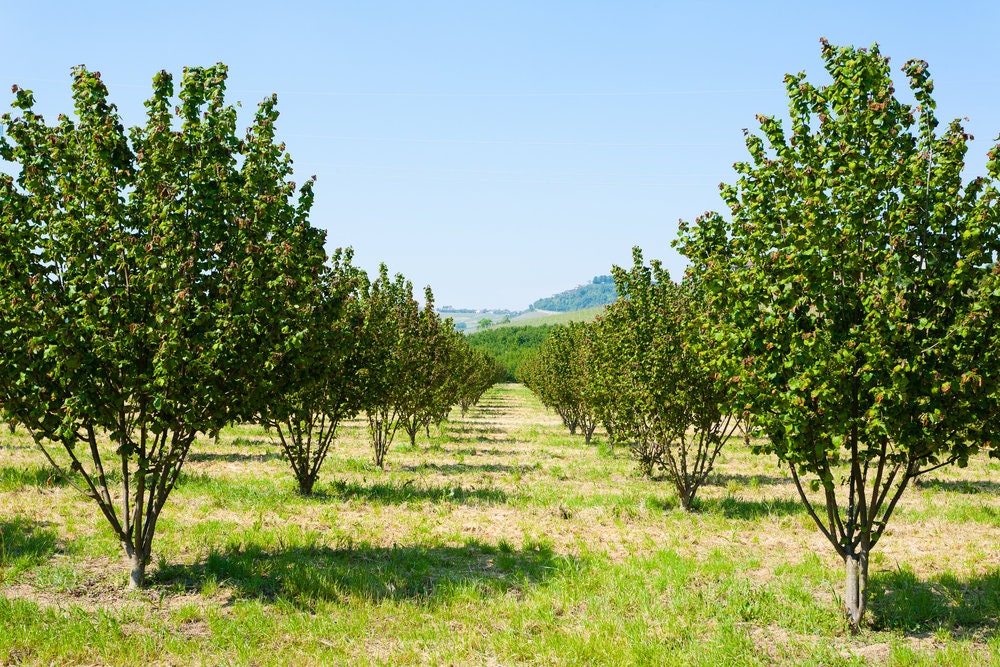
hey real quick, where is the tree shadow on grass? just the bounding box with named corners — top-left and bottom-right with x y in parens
top-left (153, 539), bottom-right (570, 608)
top-left (869, 567), bottom-right (1000, 638)
top-left (187, 451), bottom-right (285, 464)
top-left (0, 466), bottom-right (68, 492)
top-left (697, 495), bottom-right (805, 520)
top-left (467, 406), bottom-right (508, 416)
top-left (329, 479), bottom-right (508, 505)
top-left (449, 447), bottom-right (520, 458)
top-left (0, 440), bottom-right (34, 451)
top-left (0, 518), bottom-right (58, 572)
top-left (705, 472), bottom-right (790, 488)
top-left (913, 478), bottom-right (1000, 495)
top-left (450, 423), bottom-right (508, 438)
top-left (398, 461), bottom-right (535, 476)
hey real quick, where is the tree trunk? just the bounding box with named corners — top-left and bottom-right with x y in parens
top-left (128, 549), bottom-right (147, 590)
top-left (844, 552), bottom-right (868, 632)
top-left (677, 485), bottom-right (693, 512)
top-left (298, 474), bottom-right (315, 496)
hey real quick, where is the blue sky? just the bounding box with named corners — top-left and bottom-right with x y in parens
top-left (3, 1), bottom-right (997, 309)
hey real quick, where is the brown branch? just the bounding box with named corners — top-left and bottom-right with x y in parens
top-left (789, 462), bottom-right (841, 554)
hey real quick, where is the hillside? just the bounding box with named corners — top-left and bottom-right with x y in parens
top-left (530, 276), bottom-right (616, 312)
top-left (506, 306), bottom-right (605, 327)
top-left (440, 275), bottom-right (615, 333)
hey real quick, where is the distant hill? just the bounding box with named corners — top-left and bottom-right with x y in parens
top-left (438, 274), bottom-right (617, 332)
top-left (530, 276), bottom-right (616, 312)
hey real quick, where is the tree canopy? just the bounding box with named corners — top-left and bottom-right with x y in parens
top-left (258, 248), bottom-right (368, 495)
top-left (0, 65), bottom-right (325, 587)
top-left (677, 40), bottom-right (1000, 629)
top-left (590, 248), bottom-right (741, 508)
top-left (520, 322), bottom-right (600, 444)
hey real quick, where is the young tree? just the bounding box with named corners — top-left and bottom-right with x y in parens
top-left (0, 65), bottom-right (325, 588)
top-left (521, 322), bottom-right (600, 443)
top-left (258, 249), bottom-right (367, 495)
top-left (589, 248), bottom-right (742, 508)
top-left (359, 265), bottom-right (418, 469)
top-left (677, 41), bottom-right (1000, 629)
top-left (397, 287), bottom-right (456, 447)
top-left (456, 346), bottom-right (505, 416)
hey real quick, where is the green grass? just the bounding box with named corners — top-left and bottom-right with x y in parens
top-left (1, 383), bottom-right (999, 664)
top-left (505, 305), bottom-right (605, 327)
top-left (0, 518), bottom-right (58, 582)
top-left (0, 466), bottom-right (66, 492)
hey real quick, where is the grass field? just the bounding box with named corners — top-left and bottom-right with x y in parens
top-left (504, 307), bottom-right (605, 327)
top-left (1, 383), bottom-right (999, 665)
top-left (447, 307), bottom-right (605, 332)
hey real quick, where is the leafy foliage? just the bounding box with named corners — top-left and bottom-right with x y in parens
top-left (358, 268), bottom-right (501, 466)
top-left (0, 65), bottom-right (325, 587)
top-left (258, 249), bottom-right (368, 495)
top-left (520, 323), bottom-right (599, 443)
top-left (455, 346), bottom-right (506, 416)
top-left (590, 248), bottom-right (742, 509)
top-left (677, 40), bottom-right (1000, 628)
top-left (466, 324), bottom-right (556, 381)
top-left (397, 289), bottom-right (464, 447)
top-left (358, 265), bottom-right (417, 469)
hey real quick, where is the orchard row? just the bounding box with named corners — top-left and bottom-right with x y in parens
top-left (0, 65), bottom-right (501, 589)
top-left (522, 40), bottom-right (1000, 631)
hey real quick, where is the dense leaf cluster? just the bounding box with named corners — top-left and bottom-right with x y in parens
top-left (519, 322), bottom-right (600, 444)
top-left (0, 64), bottom-right (325, 588)
top-left (257, 249), bottom-right (369, 495)
top-left (590, 248), bottom-right (742, 509)
top-left (347, 266), bottom-right (503, 470)
top-left (520, 251), bottom-right (741, 511)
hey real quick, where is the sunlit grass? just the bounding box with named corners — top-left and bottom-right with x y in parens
top-left (1, 383), bottom-right (998, 664)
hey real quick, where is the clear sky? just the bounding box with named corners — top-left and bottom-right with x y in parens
top-left (3, 1), bottom-right (997, 310)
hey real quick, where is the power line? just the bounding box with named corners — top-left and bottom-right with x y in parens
top-left (1, 75), bottom-right (780, 99)
top-left (284, 133), bottom-right (738, 148)
top-left (240, 88), bottom-right (782, 99)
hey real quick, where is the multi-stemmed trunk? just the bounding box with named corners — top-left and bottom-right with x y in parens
top-left (34, 420), bottom-right (197, 589)
top-left (401, 413), bottom-right (422, 448)
top-left (557, 408), bottom-right (579, 436)
top-left (787, 426), bottom-right (929, 632)
top-left (368, 404), bottom-right (401, 469)
top-left (659, 414), bottom-right (741, 512)
top-left (273, 411), bottom-right (340, 496)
